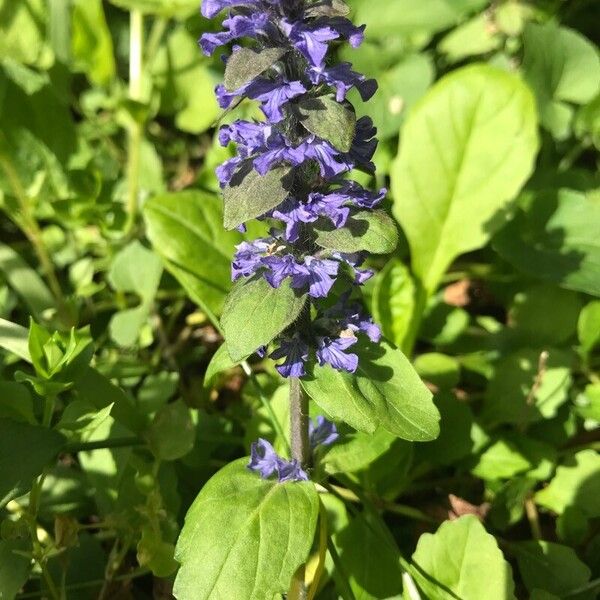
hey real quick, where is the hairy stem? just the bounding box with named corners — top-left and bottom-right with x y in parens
top-left (289, 376), bottom-right (310, 467)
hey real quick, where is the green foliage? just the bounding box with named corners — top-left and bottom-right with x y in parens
top-left (410, 516), bottom-right (516, 599)
top-left (302, 341), bottom-right (440, 440)
top-left (391, 64), bottom-right (539, 293)
top-left (174, 459), bottom-right (319, 599)
top-left (0, 0), bottom-right (599, 597)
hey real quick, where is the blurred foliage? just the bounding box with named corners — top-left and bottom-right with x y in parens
top-left (0, 0), bottom-right (599, 598)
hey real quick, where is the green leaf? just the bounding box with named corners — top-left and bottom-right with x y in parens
top-left (71, 0), bottom-right (115, 86)
top-left (481, 348), bottom-right (572, 426)
top-left (223, 163), bottom-right (295, 230)
top-left (0, 418), bottom-right (66, 508)
top-left (391, 64), bottom-right (538, 293)
top-left (371, 259), bottom-right (416, 352)
top-left (417, 392), bottom-right (474, 467)
top-left (334, 511), bottom-right (403, 600)
top-left (471, 438), bottom-right (533, 481)
top-left (0, 242), bottom-right (54, 321)
top-left (296, 95), bottom-right (356, 152)
top-left (323, 426), bottom-right (396, 475)
top-left (522, 23), bottom-right (600, 139)
top-left (438, 13), bottom-right (501, 62)
top-left (107, 0), bottom-right (198, 18)
top-left (578, 300), bottom-right (600, 353)
top-left (144, 190), bottom-right (241, 316)
top-left (301, 341), bottom-right (439, 441)
top-left (348, 0), bottom-right (488, 38)
top-left (0, 318), bottom-right (32, 362)
top-left (224, 47), bottom-right (286, 91)
top-left (221, 276), bottom-right (307, 362)
top-left (410, 515), bottom-right (516, 599)
top-left (512, 541), bottom-right (591, 598)
top-left (174, 459), bottom-right (319, 600)
top-left (204, 344), bottom-right (239, 388)
top-left (0, 381), bottom-right (34, 423)
top-left (353, 52), bottom-right (434, 140)
top-left (0, 0), bottom-right (48, 66)
top-left (0, 539), bottom-right (31, 600)
top-left (146, 400), bottom-right (195, 461)
top-left (575, 383), bottom-right (600, 422)
top-left (315, 209), bottom-right (398, 254)
top-left (494, 188), bottom-right (600, 298)
top-left (151, 27), bottom-right (220, 133)
top-left (508, 284), bottom-right (583, 346)
top-left (108, 241), bottom-right (163, 347)
top-left (137, 527), bottom-right (178, 578)
top-left (414, 353), bottom-right (460, 390)
top-left (535, 450), bottom-right (600, 519)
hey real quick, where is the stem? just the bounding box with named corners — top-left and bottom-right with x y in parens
top-left (124, 9), bottom-right (144, 235)
top-left (65, 436), bottom-right (144, 454)
top-left (524, 494), bottom-right (542, 540)
top-left (0, 148), bottom-right (69, 323)
top-left (289, 377), bottom-right (310, 467)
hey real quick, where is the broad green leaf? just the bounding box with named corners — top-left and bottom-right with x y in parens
top-left (221, 277), bottom-right (307, 362)
top-left (144, 190), bottom-right (241, 316)
top-left (334, 512), bottom-right (403, 600)
top-left (57, 401), bottom-right (114, 442)
top-left (489, 477), bottom-right (536, 531)
top-left (224, 47), bottom-right (286, 91)
top-left (512, 541), bottom-right (592, 598)
top-left (315, 210), bottom-right (398, 254)
top-left (137, 527), bottom-right (178, 578)
top-left (414, 353), bottom-right (460, 390)
top-left (578, 300), bottom-right (600, 353)
top-left (0, 418), bottom-right (66, 508)
top-left (174, 459), bottom-right (319, 600)
top-left (0, 381), bottom-right (34, 423)
top-left (391, 64), bottom-right (538, 293)
top-left (223, 164), bottom-right (295, 230)
top-left (348, 0), bottom-right (487, 38)
top-left (371, 259), bottom-right (416, 352)
top-left (481, 348), bottom-right (572, 426)
top-left (108, 0), bottom-right (198, 18)
top-left (73, 366), bottom-right (144, 434)
top-left (536, 450), bottom-right (600, 518)
top-left (71, 0), bottom-right (115, 86)
top-left (0, 242), bottom-right (54, 320)
top-left (522, 23), bottom-right (600, 139)
top-left (151, 27), bottom-right (220, 133)
top-left (508, 284), bottom-right (583, 346)
top-left (302, 341), bottom-right (439, 441)
top-left (471, 438), bottom-right (532, 481)
top-left (146, 400), bottom-right (195, 461)
top-left (417, 392), bottom-right (474, 467)
top-left (411, 515), bottom-right (516, 600)
top-left (0, 539), bottom-right (31, 600)
top-left (494, 188), bottom-right (600, 297)
top-left (108, 241), bottom-right (163, 347)
top-left (438, 13), bottom-right (501, 62)
top-left (296, 95), bottom-right (356, 152)
top-left (575, 383), bottom-right (600, 422)
top-left (355, 53), bottom-right (434, 140)
top-left (323, 426), bottom-right (396, 475)
top-left (0, 0), bottom-right (48, 66)
top-left (0, 318), bottom-right (30, 361)
top-left (204, 344), bottom-right (239, 388)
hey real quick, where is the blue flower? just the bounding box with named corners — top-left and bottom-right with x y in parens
top-left (247, 438), bottom-right (308, 482)
top-left (309, 416), bottom-right (339, 448)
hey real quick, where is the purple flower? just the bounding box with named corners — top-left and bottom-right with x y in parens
top-left (247, 438), bottom-right (308, 482)
top-left (263, 254), bottom-right (308, 288)
top-left (309, 62), bottom-right (378, 102)
top-left (200, 12), bottom-right (271, 55)
top-left (201, 0), bottom-right (261, 19)
top-left (309, 416), bottom-right (339, 448)
top-left (231, 239), bottom-right (270, 280)
top-left (248, 438), bottom-right (280, 479)
top-left (270, 334), bottom-right (309, 377)
top-left (282, 20), bottom-right (340, 66)
top-left (301, 257), bottom-right (339, 298)
top-left (316, 335), bottom-right (359, 372)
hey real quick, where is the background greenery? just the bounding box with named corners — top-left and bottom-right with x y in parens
top-left (0, 0), bottom-right (599, 598)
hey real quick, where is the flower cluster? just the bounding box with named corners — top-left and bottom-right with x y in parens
top-left (201, 0), bottom-right (383, 377)
top-left (248, 416), bottom-right (338, 481)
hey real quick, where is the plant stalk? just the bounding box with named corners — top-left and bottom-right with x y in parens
top-left (289, 376), bottom-right (310, 468)
top-left (125, 9), bottom-right (144, 235)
